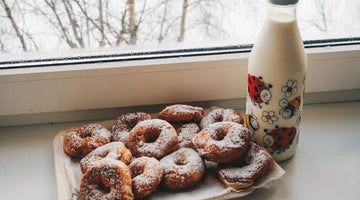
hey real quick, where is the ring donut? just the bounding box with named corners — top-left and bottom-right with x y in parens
top-left (80, 142), bottom-right (132, 173)
top-left (129, 157), bottom-right (163, 199)
top-left (80, 159), bottom-right (134, 200)
top-left (160, 148), bottom-right (205, 190)
top-left (193, 122), bottom-right (251, 163)
top-left (63, 123), bottom-right (111, 158)
top-left (217, 142), bottom-right (274, 189)
top-left (200, 108), bottom-right (244, 129)
top-left (127, 119), bottom-right (179, 159)
top-left (158, 104), bottom-right (204, 122)
top-left (111, 112), bottom-right (151, 144)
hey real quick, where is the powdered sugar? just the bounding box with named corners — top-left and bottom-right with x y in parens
top-left (158, 104), bottom-right (204, 122)
top-left (218, 143), bottom-right (273, 180)
top-left (160, 148), bottom-right (205, 189)
top-left (200, 108), bottom-right (244, 129)
top-left (176, 123), bottom-right (200, 149)
top-left (111, 112), bottom-right (151, 143)
top-left (80, 159), bottom-right (133, 200)
top-left (80, 142), bottom-right (132, 173)
top-left (63, 124), bottom-right (111, 157)
top-left (130, 157), bottom-right (163, 198)
top-left (128, 119), bottom-right (179, 159)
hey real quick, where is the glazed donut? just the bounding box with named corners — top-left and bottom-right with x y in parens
top-left (193, 122), bottom-right (251, 163)
top-left (80, 142), bottom-right (132, 173)
top-left (160, 148), bottom-right (205, 190)
top-left (80, 159), bottom-right (134, 200)
top-left (127, 119), bottom-right (179, 159)
top-left (63, 123), bottom-right (111, 158)
top-left (200, 108), bottom-right (244, 129)
top-left (129, 157), bottom-right (163, 199)
top-left (176, 123), bottom-right (200, 149)
top-left (217, 142), bottom-right (274, 190)
top-left (111, 112), bottom-right (151, 144)
top-left (158, 104), bottom-right (204, 122)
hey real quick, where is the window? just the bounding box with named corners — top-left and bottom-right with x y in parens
top-left (0, 0), bottom-right (359, 60)
top-left (0, 0), bottom-right (359, 125)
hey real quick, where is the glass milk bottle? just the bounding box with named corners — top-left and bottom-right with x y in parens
top-left (246, 0), bottom-right (307, 161)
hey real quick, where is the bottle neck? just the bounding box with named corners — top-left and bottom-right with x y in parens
top-left (267, 2), bottom-right (297, 20)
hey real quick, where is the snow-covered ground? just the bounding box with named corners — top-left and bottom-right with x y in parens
top-left (0, 0), bottom-right (359, 57)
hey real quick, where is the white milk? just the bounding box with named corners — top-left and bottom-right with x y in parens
top-left (246, 1), bottom-right (307, 161)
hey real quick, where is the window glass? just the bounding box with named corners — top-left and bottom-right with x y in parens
top-left (0, 0), bottom-right (359, 57)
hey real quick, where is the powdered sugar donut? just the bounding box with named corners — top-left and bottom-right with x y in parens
top-left (111, 112), bottom-right (151, 144)
top-left (200, 108), bottom-right (244, 129)
top-left (63, 123), bottom-right (111, 158)
top-left (129, 157), bottom-right (163, 199)
top-left (193, 122), bottom-right (251, 163)
top-left (217, 142), bottom-right (274, 189)
top-left (160, 148), bottom-right (205, 190)
top-left (80, 159), bottom-right (134, 200)
top-left (176, 123), bottom-right (200, 149)
top-left (158, 104), bottom-right (204, 122)
top-left (127, 119), bottom-right (179, 159)
top-left (80, 142), bottom-right (132, 173)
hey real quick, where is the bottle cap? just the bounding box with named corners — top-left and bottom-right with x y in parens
top-left (269, 0), bottom-right (299, 5)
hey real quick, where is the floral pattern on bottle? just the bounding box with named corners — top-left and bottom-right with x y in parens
top-left (261, 111), bottom-right (278, 125)
top-left (281, 79), bottom-right (298, 97)
top-left (247, 74), bottom-right (273, 108)
top-left (263, 126), bottom-right (297, 154)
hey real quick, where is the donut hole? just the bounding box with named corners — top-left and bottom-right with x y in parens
top-left (215, 114), bottom-right (224, 122)
top-left (175, 158), bottom-right (188, 166)
top-left (80, 132), bottom-right (91, 138)
top-left (144, 128), bottom-right (160, 143)
top-left (131, 165), bottom-right (145, 178)
top-left (213, 129), bottom-right (227, 141)
top-left (96, 179), bottom-right (111, 194)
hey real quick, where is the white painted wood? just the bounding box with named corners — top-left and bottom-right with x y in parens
top-left (0, 45), bottom-right (359, 116)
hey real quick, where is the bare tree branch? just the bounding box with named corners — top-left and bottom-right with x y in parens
top-left (128, 0), bottom-right (137, 44)
top-left (1, 0), bottom-right (28, 51)
top-left (177, 0), bottom-right (188, 42)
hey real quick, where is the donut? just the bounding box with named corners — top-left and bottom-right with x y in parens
top-left (158, 104), bottom-right (204, 122)
top-left (63, 123), bottom-right (111, 158)
top-left (127, 119), bottom-right (179, 159)
top-left (129, 157), bottom-right (163, 199)
top-left (80, 159), bottom-right (134, 200)
top-left (200, 108), bottom-right (244, 129)
top-left (111, 112), bottom-right (151, 144)
top-left (193, 122), bottom-right (251, 163)
top-left (160, 148), bottom-right (205, 190)
top-left (217, 142), bottom-right (274, 190)
top-left (80, 142), bottom-right (132, 174)
top-left (176, 123), bottom-right (200, 149)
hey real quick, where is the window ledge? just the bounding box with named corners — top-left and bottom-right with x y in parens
top-left (0, 44), bottom-right (359, 125)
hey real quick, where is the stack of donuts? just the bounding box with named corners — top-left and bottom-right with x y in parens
top-left (63, 104), bottom-right (274, 200)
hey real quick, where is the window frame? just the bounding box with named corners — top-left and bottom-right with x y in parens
top-left (0, 39), bottom-right (359, 126)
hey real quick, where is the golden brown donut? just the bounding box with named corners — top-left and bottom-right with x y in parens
top-left (160, 148), bottom-right (205, 190)
top-left (80, 159), bottom-right (134, 200)
top-left (200, 108), bottom-right (244, 129)
top-left (217, 142), bottom-right (274, 190)
top-left (111, 112), bottom-right (151, 144)
top-left (129, 157), bottom-right (163, 199)
top-left (176, 123), bottom-right (200, 149)
top-left (193, 122), bottom-right (251, 163)
top-left (63, 123), bottom-right (111, 158)
top-left (158, 104), bottom-right (204, 122)
top-left (80, 142), bottom-right (132, 173)
top-left (127, 119), bottom-right (179, 159)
